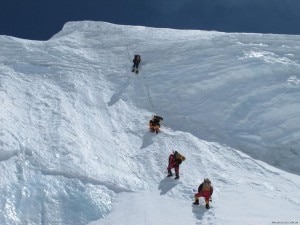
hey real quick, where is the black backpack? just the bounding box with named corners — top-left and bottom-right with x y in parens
top-left (134, 55), bottom-right (141, 61)
top-left (153, 115), bottom-right (163, 121)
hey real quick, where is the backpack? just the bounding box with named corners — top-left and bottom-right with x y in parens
top-left (153, 115), bottom-right (163, 121)
top-left (174, 151), bottom-right (185, 162)
top-left (135, 55), bottom-right (141, 61)
top-left (203, 178), bottom-right (212, 191)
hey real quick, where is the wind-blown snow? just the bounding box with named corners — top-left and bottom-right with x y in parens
top-left (0, 21), bottom-right (300, 225)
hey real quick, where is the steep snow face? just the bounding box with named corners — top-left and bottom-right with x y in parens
top-left (58, 21), bottom-right (300, 174)
top-left (0, 21), bottom-right (300, 225)
top-left (56, 22), bottom-right (300, 174)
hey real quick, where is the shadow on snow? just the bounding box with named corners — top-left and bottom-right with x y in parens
top-left (158, 177), bottom-right (178, 195)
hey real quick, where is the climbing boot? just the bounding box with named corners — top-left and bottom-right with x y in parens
top-left (193, 199), bottom-right (199, 205)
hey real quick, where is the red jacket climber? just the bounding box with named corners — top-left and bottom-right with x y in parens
top-left (167, 151), bottom-right (184, 179)
top-left (193, 178), bottom-right (214, 209)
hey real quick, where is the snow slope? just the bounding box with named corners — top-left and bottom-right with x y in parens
top-left (0, 21), bottom-right (300, 225)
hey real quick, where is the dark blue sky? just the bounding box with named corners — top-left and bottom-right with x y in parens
top-left (1, 0), bottom-right (300, 40)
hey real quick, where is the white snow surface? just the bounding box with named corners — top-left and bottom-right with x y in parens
top-left (0, 21), bottom-right (300, 225)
